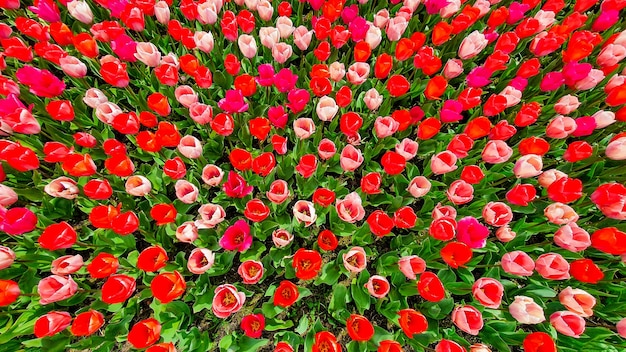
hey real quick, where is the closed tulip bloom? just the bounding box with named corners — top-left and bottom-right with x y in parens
top-left (482, 140), bottom-right (513, 164)
top-left (603, 132), bottom-right (626, 158)
top-left (374, 116), bottom-right (399, 139)
top-left (365, 26), bottom-right (383, 50)
top-left (398, 255), bottom-right (426, 280)
top-left (176, 221), bottom-right (198, 243)
top-left (293, 118), bottom-right (315, 139)
top-left (554, 94), bottom-right (580, 115)
top-left (259, 27), bottom-right (279, 48)
top-left (544, 202), bottom-right (579, 225)
top-left (550, 311), bottom-right (585, 338)
top-left (443, 58), bottom-right (464, 79)
top-left (43, 176), bottom-right (79, 199)
top-left (482, 202), bottom-right (513, 227)
top-left (154, 1), bottom-right (170, 24)
top-left (447, 180), bottom-right (474, 205)
top-left (364, 88), bottom-right (383, 110)
top-left (501, 251), bottom-right (535, 276)
top-left (535, 253), bottom-right (570, 280)
top-left (316, 96), bottom-right (339, 122)
top-left (386, 16), bottom-right (408, 41)
top-left (452, 305), bottom-right (483, 335)
top-left (574, 69), bottom-right (604, 90)
top-left (0, 184), bottom-right (17, 207)
top-left (395, 138), bottom-right (419, 160)
top-left (175, 180), bottom-right (199, 204)
top-left (128, 318), bottom-right (161, 349)
top-left (267, 180), bottom-right (290, 204)
top-left (559, 287), bottom-right (596, 317)
top-left (495, 226), bottom-right (516, 242)
top-left (293, 26), bottom-right (313, 50)
top-left (0, 246), bottom-right (15, 270)
top-left (196, 203), bottom-right (226, 229)
top-left (546, 115), bottom-right (576, 139)
top-left (177, 135), bottom-right (202, 159)
top-left (238, 34), bottom-right (257, 59)
top-left (340, 145), bottom-right (364, 172)
top-left (174, 86), bottom-right (198, 108)
top-left (472, 278), bottom-right (504, 308)
top-left (59, 56), bottom-right (87, 78)
top-left (513, 154), bottom-right (543, 178)
top-left (51, 254), bottom-right (83, 276)
top-left (202, 164), bottom-right (224, 186)
top-left (509, 296), bottom-right (546, 324)
top-left (34, 311), bottom-right (72, 338)
top-left (194, 31), bottom-right (215, 53)
top-left (38, 275), bottom-right (78, 305)
top-left (538, 169), bottom-right (568, 188)
top-left (67, 0), bottom-right (93, 24)
top-left (617, 318), bottom-right (626, 338)
top-left (553, 223), bottom-right (591, 252)
top-left (458, 31), bottom-right (488, 60)
top-left (125, 175), bottom-right (152, 196)
top-left (431, 150), bottom-right (458, 174)
top-left (346, 62), bottom-right (370, 85)
top-left (134, 42), bottom-right (161, 67)
top-left (343, 246), bottom-right (367, 273)
top-left (374, 9), bottom-right (390, 28)
top-left (407, 176), bottom-right (431, 197)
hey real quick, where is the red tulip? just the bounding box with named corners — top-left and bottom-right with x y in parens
top-left (71, 310), bottom-right (104, 336)
top-left (151, 271), bottom-right (186, 303)
top-left (137, 246), bottom-right (168, 272)
top-left (418, 271), bottom-right (445, 302)
top-left (346, 314), bottom-right (374, 341)
top-left (398, 309), bottom-right (428, 337)
top-left (240, 313), bottom-right (265, 338)
top-left (128, 318), bottom-right (161, 349)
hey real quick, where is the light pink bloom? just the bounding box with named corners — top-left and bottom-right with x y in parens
top-left (154, 1), bottom-right (170, 24)
top-left (509, 296), bottom-right (545, 324)
top-left (257, 0), bottom-right (273, 21)
top-left (559, 287), bottom-right (596, 317)
top-left (67, 0), bottom-right (93, 23)
top-left (134, 42), bottom-right (161, 67)
top-left (458, 31), bottom-right (488, 60)
top-left (364, 88), bottom-right (383, 110)
top-left (340, 145), bottom-right (364, 172)
top-left (554, 94), bottom-right (580, 115)
top-left (443, 58), bottom-right (464, 79)
top-left (187, 248), bottom-right (215, 274)
top-left (276, 16), bottom-right (294, 38)
top-left (238, 34), bottom-right (257, 59)
top-left (440, 0), bottom-right (461, 18)
top-left (44, 177), bottom-right (79, 199)
top-left (196, 1), bottom-right (218, 24)
top-left (83, 88), bottom-right (108, 108)
top-left (447, 180), bottom-right (474, 205)
top-left (316, 96), bottom-right (338, 122)
top-left (272, 229), bottom-right (293, 248)
top-left (553, 223), bottom-right (590, 252)
top-left (346, 62), bottom-right (370, 85)
top-left (196, 204), bottom-right (226, 229)
top-left (373, 9), bottom-right (390, 28)
top-left (293, 118), bottom-right (315, 139)
top-left (293, 200), bottom-right (317, 227)
top-left (606, 137), bottom-right (626, 160)
top-left (95, 102), bottom-right (122, 124)
top-left (597, 44), bottom-right (626, 67)
top-left (38, 275), bottom-right (78, 305)
top-left (259, 27), bottom-right (280, 48)
top-left (495, 226), bottom-right (516, 242)
top-left (535, 253), bottom-right (570, 280)
top-left (451, 305), bottom-right (483, 335)
top-left (513, 154), bottom-right (543, 178)
top-left (189, 103), bottom-right (213, 125)
top-left (544, 202), bottom-right (578, 225)
top-left (385, 16), bottom-right (408, 41)
top-left (267, 180), bottom-right (290, 204)
top-left (125, 175), bottom-right (151, 197)
top-left (194, 31), bottom-right (214, 53)
top-left (407, 176), bottom-right (431, 197)
top-left (431, 151), bottom-right (458, 175)
top-left (175, 180), bottom-right (199, 204)
top-left (0, 245), bottom-right (16, 270)
top-left (176, 221), bottom-right (198, 243)
top-left (0, 184), bottom-right (17, 207)
top-left (293, 26), bottom-right (313, 50)
top-left (592, 110), bottom-right (616, 129)
top-left (364, 26), bottom-right (382, 49)
top-left (202, 164), bottom-right (224, 186)
top-left (336, 192), bottom-right (366, 223)
top-left (178, 135), bottom-right (202, 159)
top-left (501, 251), bottom-right (535, 276)
top-left (546, 115), bottom-right (577, 139)
top-left (175, 85), bottom-right (198, 108)
top-left (538, 169), bottom-right (568, 188)
top-left (432, 203), bottom-right (457, 220)
top-left (51, 254), bottom-right (83, 276)
top-left (212, 284), bottom-right (246, 318)
top-left (329, 62), bottom-right (346, 82)
top-left (374, 116), bottom-right (399, 139)
top-left (395, 138), bottom-right (419, 161)
top-left (550, 311), bottom-right (585, 338)
top-left (343, 246), bottom-right (367, 273)
top-left (482, 202), bottom-right (513, 227)
top-left (574, 69), bottom-right (604, 90)
top-left (482, 140), bottom-right (513, 164)
top-left (59, 56), bottom-right (87, 78)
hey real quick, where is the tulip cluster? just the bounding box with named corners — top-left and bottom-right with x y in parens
top-left (0, 0), bottom-right (626, 351)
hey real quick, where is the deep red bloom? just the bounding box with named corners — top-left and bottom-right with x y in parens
top-left (381, 151), bottom-right (406, 175)
top-left (240, 314), bottom-right (265, 338)
top-left (292, 249), bottom-right (323, 280)
top-left (151, 271), bottom-right (186, 303)
top-left (150, 204), bottom-right (177, 225)
top-left (346, 314), bottom-right (375, 342)
top-left (273, 280), bottom-right (299, 307)
top-left (71, 310), bottom-right (105, 337)
top-left (440, 242), bottom-right (473, 268)
top-left (87, 252), bottom-right (119, 279)
top-left (313, 188), bottom-right (335, 207)
top-left (523, 332), bottom-right (557, 352)
top-left (398, 309), bottom-right (428, 338)
top-left (243, 199), bottom-right (270, 222)
top-left (317, 230), bottom-right (338, 251)
top-left (137, 246), bottom-right (168, 272)
top-left (367, 210), bottom-right (395, 237)
top-left (418, 272), bottom-right (445, 302)
top-left (128, 318), bottom-right (161, 349)
top-left (570, 259), bottom-right (604, 284)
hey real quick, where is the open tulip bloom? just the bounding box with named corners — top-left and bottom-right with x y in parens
top-left (1, 0), bottom-right (626, 351)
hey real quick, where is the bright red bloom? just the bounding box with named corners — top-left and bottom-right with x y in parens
top-left (229, 148), bottom-right (253, 171)
top-left (523, 332), bottom-right (556, 352)
top-left (39, 222), bottom-right (76, 251)
top-left (137, 246), bottom-right (168, 272)
top-left (128, 318), bottom-right (161, 349)
top-left (292, 249), bottom-right (323, 280)
top-left (381, 151), bottom-right (406, 175)
top-left (440, 242), bottom-right (473, 268)
top-left (83, 179), bottom-right (113, 200)
top-left (244, 199), bottom-right (270, 222)
top-left (398, 309), bottom-right (428, 338)
top-left (252, 152), bottom-right (276, 177)
top-left (313, 188), bottom-right (336, 207)
top-left (87, 252), bottom-right (119, 279)
top-left (346, 314), bottom-right (375, 342)
top-left (241, 314), bottom-right (265, 338)
top-left (273, 280), bottom-right (299, 308)
top-left (418, 271), bottom-right (446, 302)
top-left (249, 118), bottom-right (271, 140)
top-left (367, 210), bottom-right (395, 237)
top-left (591, 227), bottom-right (626, 255)
top-left (387, 75), bottom-right (411, 97)
top-left (375, 53), bottom-right (393, 79)
top-left (563, 141), bottom-right (593, 162)
top-left (570, 258), bottom-right (604, 284)
top-left (519, 137), bottom-right (550, 156)
top-left (417, 117), bottom-right (442, 140)
top-left (112, 211), bottom-right (140, 235)
top-left (0, 279), bottom-right (20, 306)
top-left (150, 203), bottom-right (177, 225)
top-left (151, 271), bottom-right (186, 303)
top-left (318, 230), bottom-right (338, 251)
top-left (71, 310), bottom-right (105, 337)
top-left (101, 274), bottom-right (136, 304)
top-left (163, 157), bottom-right (187, 179)
top-left (547, 177), bottom-right (583, 204)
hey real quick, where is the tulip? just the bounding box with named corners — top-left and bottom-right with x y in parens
top-left (509, 296), bottom-right (546, 324)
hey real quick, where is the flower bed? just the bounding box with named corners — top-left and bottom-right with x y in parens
top-left (1, 0), bottom-right (626, 351)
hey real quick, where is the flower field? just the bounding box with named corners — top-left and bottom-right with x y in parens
top-left (1, 0), bottom-right (626, 351)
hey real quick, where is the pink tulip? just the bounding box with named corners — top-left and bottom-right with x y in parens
top-left (373, 9), bottom-right (390, 28)
top-left (176, 221), bottom-right (198, 243)
top-left (177, 135), bottom-right (202, 159)
top-left (329, 62), bottom-right (346, 82)
top-left (606, 137), bottom-right (626, 160)
top-left (340, 145), bottom-right (364, 172)
top-left (189, 103), bottom-right (213, 125)
top-left (276, 16), bottom-right (294, 38)
top-left (346, 62), bottom-right (370, 85)
top-left (365, 275), bottom-right (390, 298)
top-left (293, 200), bottom-right (316, 227)
top-left (446, 181), bottom-right (474, 207)
top-left (482, 140), bottom-right (513, 164)
top-left (212, 284), bottom-right (246, 318)
top-left (430, 151), bottom-right (458, 175)
top-left (395, 138), bottom-right (419, 161)
top-left (509, 296), bottom-right (545, 324)
top-left (256, 0), bottom-right (273, 21)
top-left (440, 0), bottom-right (461, 17)
top-left (51, 254), bottom-right (83, 276)
top-left (175, 180), bottom-right (199, 204)
top-left (598, 44), bottom-right (626, 67)
top-left (451, 305), bottom-right (483, 335)
top-left (238, 260), bottom-right (264, 284)
top-left (513, 154), bottom-right (543, 178)
top-left (272, 229), bottom-right (294, 248)
top-left (482, 202), bottom-right (513, 227)
top-left (385, 16), bottom-right (408, 41)
top-left (0, 185), bottom-right (16, 208)
top-left (266, 180), bottom-right (290, 204)
top-left (550, 311), bottom-right (585, 338)
top-left (316, 96), bottom-right (338, 122)
top-left (28, 0), bottom-right (61, 22)
top-left (196, 204), bottom-right (226, 229)
top-left (218, 90), bottom-right (248, 113)
top-left (501, 251), bottom-right (535, 276)
top-left (293, 26), bottom-right (313, 50)
top-left (95, 102), bottom-right (122, 124)
top-left (544, 202), bottom-right (579, 225)
top-left (134, 42), bottom-right (161, 67)
top-left (398, 255), bottom-right (426, 280)
top-left (364, 26), bottom-right (382, 49)
top-left (83, 88), bottom-right (108, 108)
top-left (259, 27), bottom-right (280, 48)
top-left (343, 246), bottom-right (367, 273)
top-left (470, 344), bottom-right (492, 352)
top-left (553, 223), bottom-right (590, 252)
top-left (535, 253), bottom-right (570, 280)
top-left (0, 245), bottom-right (15, 270)
top-left (575, 69), bottom-right (605, 90)
top-left (154, 1), bottom-right (170, 24)
top-left (443, 59), bottom-right (464, 79)
top-left (617, 318), bottom-right (626, 338)
top-left (336, 192), bottom-right (366, 223)
top-left (592, 110), bottom-right (616, 129)
top-left (67, 0), bottom-right (93, 24)
top-left (38, 275), bottom-right (78, 305)
top-left (197, 2), bottom-right (218, 24)
top-left (286, 89), bottom-right (310, 113)
top-left (174, 86), bottom-right (198, 108)
top-left (187, 248), bottom-right (215, 274)
top-left (16, 66), bottom-right (65, 98)
top-left (238, 35), bottom-right (257, 59)
top-left (293, 118), bottom-right (316, 139)
top-left (407, 176), bottom-right (431, 198)
top-left (318, 139), bottom-right (337, 160)
top-left (458, 31), bottom-right (488, 60)
top-left (538, 169), bottom-right (567, 188)
top-left (432, 203), bottom-right (457, 220)
top-left (374, 116), bottom-right (399, 139)
top-left (559, 287), bottom-right (596, 317)
top-left (124, 175), bottom-right (151, 197)
top-left (201, 164), bottom-right (224, 186)
top-left (495, 226), bottom-right (516, 242)
top-left (554, 94), bottom-right (580, 115)
top-left (364, 88), bottom-right (383, 110)
top-left (472, 278), bottom-right (503, 308)
top-left (59, 56), bottom-right (87, 78)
